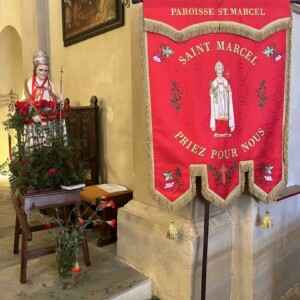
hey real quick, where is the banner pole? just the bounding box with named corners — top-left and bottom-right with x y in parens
top-left (201, 197), bottom-right (210, 300)
top-left (196, 177), bottom-right (210, 300)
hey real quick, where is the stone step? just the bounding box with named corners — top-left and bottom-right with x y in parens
top-left (109, 278), bottom-right (152, 300)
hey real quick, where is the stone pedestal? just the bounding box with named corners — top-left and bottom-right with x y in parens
top-left (117, 199), bottom-right (233, 300)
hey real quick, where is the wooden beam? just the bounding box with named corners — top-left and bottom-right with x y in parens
top-left (277, 185), bottom-right (300, 201)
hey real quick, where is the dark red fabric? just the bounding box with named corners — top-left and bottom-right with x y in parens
top-left (143, 0), bottom-right (290, 205)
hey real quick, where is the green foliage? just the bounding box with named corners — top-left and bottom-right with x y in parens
top-left (7, 127), bottom-right (86, 194)
top-left (2, 110), bottom-right (27, 134)
top-left (42, 202), bottom-right (115, 278)
top-left (1, 101), bottom-right (87, 194)
top-left (51, 207), bottom-right (86, 275)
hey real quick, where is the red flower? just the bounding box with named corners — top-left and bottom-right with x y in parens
top-left (44, 222), bottom-right (52, 229)
top-left (47, 168), bottom-right (56, 176)
top-left (98, 198), bottom-right (115, 209)
top-left (13, 160), bottom-right (20, 169)
top-left (46, 101), bottom-right (55, 108)
top-left (98, 200), bottom-right (108, 209)
top-left (106, 219), bottom-right (116, 228)
top-left (92, 220), bottom-right (99, 227)
top-left (35, 100), bottom-right (41, 108)
top-left (49, 109), bottom-right (57, 116)
top-left (107, 200), bottom-right (115, 209)
top-left (19, 104), bottom-right (29, 115)
top-left (15, 101), bottom-right (28, 110)
top-left (14, 101), bottom-right (23, 109)
top-left (72, 262), bottom-right (81, 273)
top-left (23, 160), bottom-right (29, 165)
top-left (78, 217), bottom-right (85, 225)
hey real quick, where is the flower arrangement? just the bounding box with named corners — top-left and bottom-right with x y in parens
top-left (39, 196), bottom-right (116, 289)
top-left (1, 98), bottom-right (86, 195)
top-left (6, 130), bottom-right (86, 194)
top-left (3, 99), bottom-right (70, 134)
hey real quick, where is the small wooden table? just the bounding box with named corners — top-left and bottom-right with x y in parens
top-left (12, 189), bottom-right (90, 284)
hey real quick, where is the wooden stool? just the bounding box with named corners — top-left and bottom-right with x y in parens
top-left (12, 189), bottom-right (91, 284)
top-left (80, 185), bottom-right (133, 247)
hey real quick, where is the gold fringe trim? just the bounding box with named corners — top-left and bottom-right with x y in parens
top-left (140, 11), bottom-right (291, 212)
top-left (144, 18), bottom-right (291, 42)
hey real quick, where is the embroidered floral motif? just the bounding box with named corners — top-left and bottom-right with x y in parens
top-left (163, 166), bottom-right (182, 192)
top-left (259, 163), bottom-right (274, 185)
top-left (153, 44), bottom-right (174, 63)
top-left (263, 44), bottom-right (282, 61)
top-left (256, 80), bottom-right (268, 111)
top-left (170, 81), bottom-right (183, 115)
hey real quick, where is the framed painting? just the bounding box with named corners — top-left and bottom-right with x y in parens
top-left (62, 0), bottom-right (124, 47)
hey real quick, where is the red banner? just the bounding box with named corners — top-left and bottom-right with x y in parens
top-left (142, 0), bottom-right (291, 209)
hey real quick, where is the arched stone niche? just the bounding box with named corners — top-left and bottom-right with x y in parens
top-left (0, 26), bottom-right (23, 165)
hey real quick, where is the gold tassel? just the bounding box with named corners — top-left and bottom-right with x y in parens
top-left (260, 209), bottom-right (273, 229)
top-left (167, 220), bottom-right (178, 240)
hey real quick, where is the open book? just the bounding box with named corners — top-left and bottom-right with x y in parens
top-left (97, 183), bottom-right (128, 193)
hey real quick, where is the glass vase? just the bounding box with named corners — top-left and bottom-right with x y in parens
top-left (56, 247), bottom-right (76, 289)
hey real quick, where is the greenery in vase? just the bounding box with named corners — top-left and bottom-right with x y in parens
top-left (40, 197), bottom-right (116, 279)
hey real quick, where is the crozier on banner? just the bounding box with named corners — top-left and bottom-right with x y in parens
top-left (142, 0), bottom-right (291, 210)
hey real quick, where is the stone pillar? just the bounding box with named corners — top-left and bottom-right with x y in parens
top-left (19, 0), bottom-right (50, 78)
